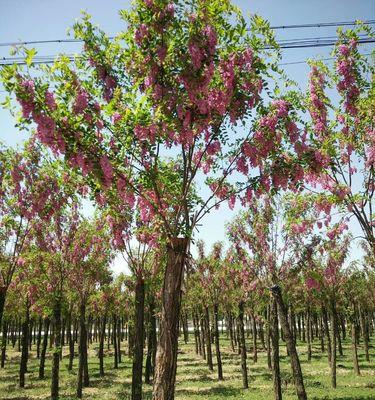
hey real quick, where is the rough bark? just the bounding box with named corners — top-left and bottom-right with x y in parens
top-left (152, 237), bottom-right (188, 400)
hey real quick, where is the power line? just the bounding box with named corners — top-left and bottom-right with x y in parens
top-left (0, 19), bottom-right (374, 48)
top-left (0, 37), bottom-right (374, 66)
top-left (270, 19), bottom-right (375, 30)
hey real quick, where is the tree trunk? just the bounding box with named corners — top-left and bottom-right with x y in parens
top-left (99, 314), bottom-right (107, 377)
top-left (145, 300), bottom-right (157, 385)
top-left (266, 306), bottom-right (272, 371)
top-left (213, 303), bottom-right (223, 380)
top-left (252, 314), bottom-right (257, 363)
top-left (67, 312), bottom-right (74, 371)
top-left (360, 308), bottom-right (370, 361)
top-left (307, 307), bottom-right (312, 362)
top-left (0, 288), bottom-right (6, 330)
top-left (152, 237), bottom-right (188, 400)
top-left (271, 298), bottom-right (282, 400)
top-left (77, 301), bottom-right (88, 398)
top-left (113, 315), bottom-right (118, 369)
top-left (36, 318), bottom-right (42, 359)
top-left (351, 318), bottom-right (360, 376)
top-left (205, 306), bottom-right (213, 371)
top-left (39, 319), bottom-right (50, 379)
top-left (322, 306), bottom-right (331, 363)
top-left (238, 302), bottom-right (248, 389)
top-left (330, 297), bottom-right (337, 389)
top-left (192, 313), bottom-right (199, 355)
top-left (51, 299), bottom-right (62, 400)
top-left (1, 320), bottom-right (8, 368)
top-left (132, 278), bottom-right (145, 400)
top-left (271, 285), bottom-right (307, 400)
top-left (19, 300), bottom-right (30, 388)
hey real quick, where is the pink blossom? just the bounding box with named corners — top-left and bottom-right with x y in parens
top-left (112, 112), bottom-right (122, 124)
top-left (100, 155), bottom-right (113, 188)
top-left (135, 24), bottom-right (149, 45)
top-left (45, 91), bottom-right (57, 110)
top-left (73, 90), bottom-right (89, 114)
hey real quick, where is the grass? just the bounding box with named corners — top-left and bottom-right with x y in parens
top-left (0, 334), bottom-right (374, 399)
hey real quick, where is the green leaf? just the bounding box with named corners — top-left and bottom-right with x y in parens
top-left (25, 48), bottom-right (37, 67)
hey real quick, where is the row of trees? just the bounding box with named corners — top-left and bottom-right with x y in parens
top-left (0, 0), bottom-right (374, 399)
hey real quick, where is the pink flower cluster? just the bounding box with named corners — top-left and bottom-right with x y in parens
top-left (336, 40), bottom-right (359, 116)
top-left (100, 155), bottom-right (114, 188)
top-left (308, 66), bottom-right (328, 137)
top-left (73, 89), bottom-right (89, 114)
top-left (17, 79), bottom-right (36, 118)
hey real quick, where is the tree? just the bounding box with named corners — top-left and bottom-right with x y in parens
top-left (1, 2), bottom-right (308, 398)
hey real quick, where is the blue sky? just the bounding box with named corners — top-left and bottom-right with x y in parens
top-left (0, 0), bottom-right (374, 274)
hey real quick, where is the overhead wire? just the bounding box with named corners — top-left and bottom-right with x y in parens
top-left (0, 19), bottom-right (374, 47)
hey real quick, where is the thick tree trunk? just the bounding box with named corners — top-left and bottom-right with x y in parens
top-left (132, 278), bottom-right (145, 400)
top-left (39, 319), bottom-right (50, 379)
top-left (238, 302), bottom-right (248, 389)
top-left (19, 300), bottom-right (30, 388)
top-left (271, 285), bottom-right (307, 400)
top-left (213, 303), bottom-right (223, 380)
top-left (152, 237), bottom-right (188, 400)
top-left (271, 298), bottom-right (282, 400)
top-left (51, 299), bottom-right (62, 400)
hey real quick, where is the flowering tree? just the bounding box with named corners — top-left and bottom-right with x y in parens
top-left (0, 142), bottom-right (74, 328)
top-left (227, 195), bottom-right (312, 400)
top-left (287, 27), bottom-right (375, 254)
top-left (66, 218), bottom-right (113, 398)
top-left (1, 2), bottom-right (308, 398)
